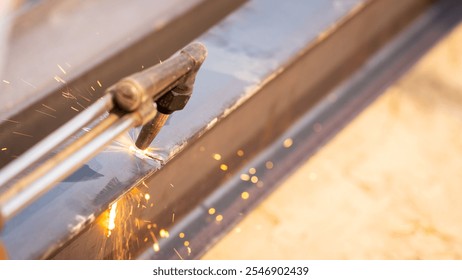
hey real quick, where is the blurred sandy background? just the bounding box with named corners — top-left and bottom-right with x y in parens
top-left (203, 22), bottom-right (462, 259)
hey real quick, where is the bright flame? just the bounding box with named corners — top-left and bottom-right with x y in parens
top-left (107, 202), bottom-right (118, 237)
top-left (129, 145), bottom-right (161, 161)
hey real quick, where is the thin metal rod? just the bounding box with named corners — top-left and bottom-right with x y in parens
top-left (0, 95), bottom-right (114, 188)
top-left (0, 112), bottom-right (136, 221)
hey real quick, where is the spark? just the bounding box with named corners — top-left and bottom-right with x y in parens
top-left (283, 138), bottom-right (293, 148)
top-left (237, 150), bottom-right (244, 157)
top-left (57, 64), bottom-right (67, 74)
top-left (249, 167), bottom-right (256, 175)
top-left (172, 212), bottom-right (175, 223)
top-left (241, 192), bottom-right (250, 200)
top-left (76, 102), bottom-right (86, 110)
top-left (208, 208), bottom-right (216, 215)
top-left (220, 164), bottom-right (228, 171)
top-left (159, 229), bottom-right (170, 238)
top-left (2, 80), bottom-right (10, 84)
top-left (251, 176), bottom-right (259, 184)
top-left (173, 248), bottom-right (183, 260)
top-left (62, 91), bottom-right (76, 99)
top-left (54, 75), bottom-right (66, 83)
top-left (144, 193), bottom-right (150, 201)
top-left (42, 104), bottom-right (56, 112)
top-left (21, 79), bottom-right (36, 89)
top-left (240, 174), bottom-right (250, 181)
top-left (149, 230), bottom-right (159, 244)
top-left (179, 232), bottom-right (185, 239)
top-left (265, 161), bottom-right (274, 169)
top-left (184, 241), bottom-right (190, 247)
top-left (212, 153), bottom-right (222, 161)
top-left (1, 148), bottom-right (7, 151)
top-left (128, 145), bottom-right (162, 161)
top-left (215, 215), bottom-right (223, 222)
top-left (71, 106), bottom-right (80, 112)
top-left (97, 80), bottom-right (102, 87)
top-left (106, 202), bottom-right (118, 237)
top-left (13, 131), bottom-right (32, 138)
top-left (187, 247), bottom-right (191, 256)
top-left (153, 243), bottom-right (160, 252)
top-left (79, 94), bottom-right (91, 102)
top-left (35, 110), bottom-right (56, 118)
top-left (91, 86), bottom-right (96, 91)
top-left (170, 183), bottom-right (175, 188)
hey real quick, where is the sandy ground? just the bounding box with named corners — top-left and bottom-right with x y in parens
top-left (203, 23), bottom-right (462, 259)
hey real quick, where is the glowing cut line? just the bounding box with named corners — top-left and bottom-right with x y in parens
top-left (107, 202), bottom-right (118, 237)
top-left (129, 145), bottom-right (163, 161)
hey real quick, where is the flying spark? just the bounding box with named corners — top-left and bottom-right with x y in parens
top-left (106, 202), bottom-right (118, 237)
top-left (42, 104), bottom-right (56, 112)
top-left (283, 138), bottom-right (293, 148)
top-left (13, 131), bottom-right (32, 138)
top-left (57, 64), bottom-right (67, 74)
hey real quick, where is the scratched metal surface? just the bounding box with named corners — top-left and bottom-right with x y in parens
top-left (2, 0), bottom-right (368, 259)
